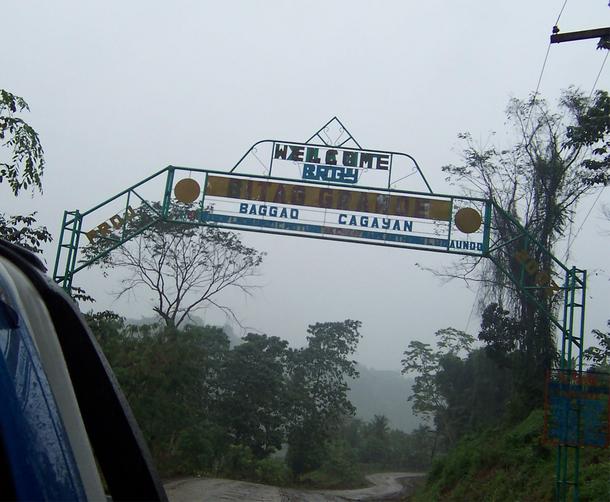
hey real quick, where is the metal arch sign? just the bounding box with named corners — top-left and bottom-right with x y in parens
top-left (166, 117), bottom-right (490, 256)
top-left (52, 117), bottom-right (593, 501)
top-left (72, 117), bottom-right (491, 267)
top-left (192, 173), bottom-right (489, 255)
top-left (229, 118), bottom-right (434, 193)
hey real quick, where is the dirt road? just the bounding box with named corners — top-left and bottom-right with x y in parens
top-left (164, 472), bottom-right (424, 501)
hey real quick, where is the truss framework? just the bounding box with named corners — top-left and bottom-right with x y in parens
top-left (54, 129), bottom-right (590, 502)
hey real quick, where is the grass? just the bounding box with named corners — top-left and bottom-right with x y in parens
top-left (410, 410), bottom-right (610, 502)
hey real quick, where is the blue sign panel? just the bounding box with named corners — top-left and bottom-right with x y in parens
top-left (545, 370), bottom-right (610, 448)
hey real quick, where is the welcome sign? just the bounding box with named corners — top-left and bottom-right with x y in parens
top-left (199, 174), bottom-right (487, 255)
top-left (269, 142), bottom-right (392, 188)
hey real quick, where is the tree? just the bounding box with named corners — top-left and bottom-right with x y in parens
top-left (286, 320), bottom-right (362, 476)
top-left (402, 327), bottom-right (513, 449)
top-left (401, 328), bottom-right (473, 447)
top-left (0, 90), bottom-right (45, 195)
top-left (584, 320), bottom-right (610, 370)
top-left (435, 349), bottom-right (513, 435)
top-left (0, 90), bottom-right (51, 253)
top-left (401, 340), bottom-right (442, 424)
top-left (565, 89), bottom-right (610, 185)
top-left (87, 206), bottom-right (265, 328)
top-left (360, 415), bottom-right (390, 465)
top-left (478, 302), bottom-right (524, 367)
top-left (442, 89), bottom-right (610, 408)
top-left (86, 312), bottom-right (232, 475)
top-left (219, 333), bottom-right (289, 458)
top-left (0, 212), bottom-right (52, 254)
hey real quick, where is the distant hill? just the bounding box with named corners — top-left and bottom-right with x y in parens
top-left (348, 364), bottom-right (420, 432)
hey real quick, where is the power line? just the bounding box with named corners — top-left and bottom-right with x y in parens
top-left (464, 283), bottom-right (481, 334)
top-left (565, 51), bottom-right (610, 256)
top-left (590, 50), bottom-right (610, 97)
top-left (554, 0), bottom-right (569, 27)
top-left (465, 2), bottom-right (571, 328)
top-left (566, 188), bottom-right (605, 255)
top-left (527, 1), bottom-right (570, 127)
top-left (533, 0), bottom-right (570, 97)
top-left (532, 44), bottom-right (552, 102)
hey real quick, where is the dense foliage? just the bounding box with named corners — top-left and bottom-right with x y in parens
top-left (0, 89), bottom-right (45, 195)
top-left (404, 90), bottom-right (610, 500)
top-left (412, 410), bottom-right (610, 502)
top-left (88, 313), bottom-right (429, 483)
top-left (402, 327), bottom-right (514, 454)
top-left (0, 90), bottom-right (52, 254)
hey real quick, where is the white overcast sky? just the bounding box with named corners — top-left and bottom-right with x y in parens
top-left (2, 1), bottom-right (610, 370)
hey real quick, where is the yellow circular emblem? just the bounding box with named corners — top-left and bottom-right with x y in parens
top-left (454, 207), bottom-right (482, 234)
top-left (174, 178), bottom-right (201, 204)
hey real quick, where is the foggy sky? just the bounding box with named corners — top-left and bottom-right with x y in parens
top-left (2, 1), bottom-right (610, 370)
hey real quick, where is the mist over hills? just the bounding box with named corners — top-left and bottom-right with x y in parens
top-left (349, 364), bottom-right (420, 432)
top-left (125, 317), bottom-right (419, 431)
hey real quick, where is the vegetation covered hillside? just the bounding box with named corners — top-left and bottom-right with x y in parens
top-left (401, 90), bottom-right (610, 502)
top-left (411, 410), bottom-right (610, 502)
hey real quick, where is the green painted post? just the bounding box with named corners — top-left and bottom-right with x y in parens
top-left (52, 211), bottom-right (69, 284)
top-left (162, 167), bottom-right (175, 217)
top-left (572, 269), bottom-right (586, 502)
top-left (199, 172), bottom-right (208, 221)
top-left (481, 200), bottom-right (492, 254)
top-left (122, 191), bottom-right (132, 240)
top-left (65, 211), bottom-right (83, 293)
top-left (446, 198), bottom-right (454, 251)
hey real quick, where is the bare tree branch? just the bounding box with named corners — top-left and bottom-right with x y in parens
top-left (86, 204), bottom-right (265, 328)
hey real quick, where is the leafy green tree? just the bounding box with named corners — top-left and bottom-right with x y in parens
top-left (360, 415), bottom-right (390, 465)
top-left (0, 90), bottom-right (51, 253)
top-left (403, 324), bottom-right (515, 452)
top-left (0, 90), bottom-right (44, 195)
top-left (478, 303), bottom-right (523, 365)
top-left (396, 425), bottom-right (437, 470)
top-left (401, 340), bottom-right (442, 424)
top-left (401, 339), bottom-right (458, 451)
top-left (436, 349), bottom-right (513, 435)
top-left (219, 333), bottom-right (289, 458)
top-left (86, 312), bottom-right (231, 475)
top-left (286, 320), bottom-right (362, 477)
top-left (584, 320), bottom-right (610, 371)
top-left (315, 438), bottom-right (362, 488)
top-left (565, 89), bottom-right (610, 185)
top-left (333, 415), bottom-right (436, 471)
top-left (401, 328), bottom-right (474, 425)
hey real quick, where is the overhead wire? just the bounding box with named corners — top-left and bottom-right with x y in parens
top-left (526, 1), bottom-right (570, 129)
top-left (465, 1), bottom-right (570, 334)
top-left (464, 283), bottom-right (481, 334)
top-left (589, 49), bottom-right (610, 97)
top-left (554, 0), bottom-right (570, 27)
top-left (564, 50), bottom-right (610, 257)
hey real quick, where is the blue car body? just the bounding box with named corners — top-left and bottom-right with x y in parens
top-left (0, 240), bottom-right (167, 501)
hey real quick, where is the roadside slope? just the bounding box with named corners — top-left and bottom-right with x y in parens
top-left (411, 410), bottom-right (610, 502)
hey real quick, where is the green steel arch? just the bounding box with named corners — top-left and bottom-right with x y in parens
top-left (53, 133), bottom-right (593, 501)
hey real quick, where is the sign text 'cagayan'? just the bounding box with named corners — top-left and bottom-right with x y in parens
top-left (201, 175), bottom-right (485, 254)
